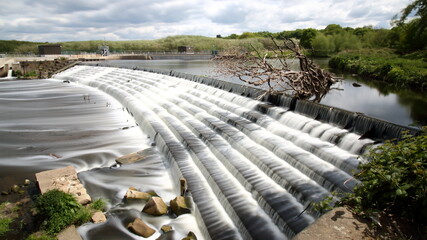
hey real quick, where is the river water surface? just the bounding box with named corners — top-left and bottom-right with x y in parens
top-left (100, 59), bottom-right (427, 127)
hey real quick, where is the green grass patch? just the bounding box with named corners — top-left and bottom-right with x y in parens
top-left (329, 49), bottom-right (427, 90)
top-left (0, 217), bottom-right (13, 237)
top-left (90, 199), bottom-right (106, 211)
top-left (35, 190), bottom-right (91, 234)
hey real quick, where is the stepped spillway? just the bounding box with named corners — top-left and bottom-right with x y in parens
top-left (55, 65), bottom-right (377, 240)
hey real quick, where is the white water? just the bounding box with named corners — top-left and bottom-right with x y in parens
top-left (0, 78), bottom-right (205, 240)
top-left (51, 65), bottom-right (376, 239)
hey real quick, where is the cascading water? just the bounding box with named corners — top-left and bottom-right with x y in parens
top-left (50, 65), bottom-right (385, 240)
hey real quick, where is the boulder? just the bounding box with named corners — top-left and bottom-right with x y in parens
top-left (182, 231), bottom-right (197, 240)
top-left (24, 179), bottom-right (31, 186)
top-left (35, 166), bottom-right (91, 205)
top-left (57, 225), bottom-right (83, 240)
top-left (180, 177), bottom-right (187, 196)
top-left (10, 184), bottom-right (20, 193)
top-left (125, 188), bottom-right (152, 200)
top-left (91, 211), bottom-right (107, 223)
top-left (127, 218), bottom-right (156, 238)
top-left (170, 196), bottom-right (191, 216)
top-left (116, 148), bottom-right (158, 165)
top-left (142, 197), bottom-right (168, 216)
top-left (161, 225), bottom-right (173, 233)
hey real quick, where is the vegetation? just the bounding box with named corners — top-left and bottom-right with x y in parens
top-left (329, 49), bottom-right (427, 90)
top-left (344, 128), bottom-right (427, 230)
top-left (25, 232), bottom-right (56, 240)
top-left (0, 217), bottom-right (12, 237)
top-left (35, 190), bottom-right (91, 234)
top-left (0, 201), bottom-right (18, 237)
top-left (90, 199), bottom-right (106, 211)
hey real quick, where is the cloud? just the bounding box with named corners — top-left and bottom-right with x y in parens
top-left (0, 0), bottom-right (414, 42)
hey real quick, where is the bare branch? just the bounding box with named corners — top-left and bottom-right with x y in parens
top-left (213, 38), bottom-right (340, 102)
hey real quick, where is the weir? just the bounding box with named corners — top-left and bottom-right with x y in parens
top-left (54, 65), bottom-right (417, 240)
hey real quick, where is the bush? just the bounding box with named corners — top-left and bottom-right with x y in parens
top-left (346, 128), bottom-right (427, 224)
top-left (36, 190), bottom-right (90, 234)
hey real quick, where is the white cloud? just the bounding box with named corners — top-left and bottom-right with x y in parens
top-left (0, 0), bottom-right (414, 42)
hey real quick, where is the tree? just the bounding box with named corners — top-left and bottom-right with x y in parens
top-left (300, 28), bottom-right (318, 48)
top-left (213, 38), bottom-right (339, 102)
top-left (393, 0), bottom-right (427, 50)
top-left (323, 24), bottom-right (344, 35)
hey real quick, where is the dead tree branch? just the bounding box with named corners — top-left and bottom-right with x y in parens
top-left (213, 38), bottom-right (339, 102)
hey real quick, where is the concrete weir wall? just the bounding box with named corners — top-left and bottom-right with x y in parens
top-left (80, 62), bottom-right (419, 142)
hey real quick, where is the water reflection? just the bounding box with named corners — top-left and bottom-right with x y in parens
top-left (102, 59), bottom-right (426, 126)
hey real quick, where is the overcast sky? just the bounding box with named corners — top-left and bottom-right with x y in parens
top-left (0, 0), bottom-right (413, 42)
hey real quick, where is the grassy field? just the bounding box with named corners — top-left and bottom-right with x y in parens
top-left (329, 49), bottom-right (427, 90)
top-left (0, 36), bottom-right (270, 54)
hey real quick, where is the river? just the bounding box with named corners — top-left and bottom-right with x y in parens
top-left (100, 59), bottom-right (427, 127)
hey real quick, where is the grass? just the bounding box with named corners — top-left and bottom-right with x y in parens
top-left (1, 35), bottom-right (271, 54)
top-left (329, 49), bottom-right (427, 90)
top-left (0, 217), bottom-right (12, 237)
top-left (35, 190), bottom-right (91, 234)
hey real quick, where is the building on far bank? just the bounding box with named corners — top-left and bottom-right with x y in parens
top-left (38, 44), bottom-right (62, 55)
top-left (178, 46), bottom-right (194, 53)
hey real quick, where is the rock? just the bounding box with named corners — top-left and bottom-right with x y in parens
top-left (161, 225), bottom-right (173, 233)
top-left (57, 225), bottom-right (83, 240)
top-left (125, 188), bottom-right (152, 200)
top-left (116, 148), bottom-right (158, 165)
top-left (35, 166), bottom-right (91, 205)
top-left (24, 179), bottom-right (31, 186)
top-left (142, 197), bottom-right (168, 216)
top-left (91, 211), bottom-right (107, 223)
top-left (180, 177), bottom-right (187, 196)
top-left (352, 83), bottom-right (362, 87)
top-left (127, 218), bottom-right (156, 238)
top-left (170, 196), bottom-right (191, 216)
top-left (182, 231), bottom-right (197, 240)
top-left (293, 207), bottom-right (371, 240)
top-left (10, 184), bottom-right (20, 193)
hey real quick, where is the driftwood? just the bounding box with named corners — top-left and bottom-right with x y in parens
top-left (213, 38), bottom-right (339, 102)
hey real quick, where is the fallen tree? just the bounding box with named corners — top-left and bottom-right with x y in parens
top-left (213, 38), bottom-right (339, 102)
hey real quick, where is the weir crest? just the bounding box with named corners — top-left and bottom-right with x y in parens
top-left (54, 65), bottom-right (416, 240)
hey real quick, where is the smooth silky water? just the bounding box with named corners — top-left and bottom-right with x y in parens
top-left (0, 78), bottom-right (204, 240)
top-left (41, 65), bottom-right (384, 240)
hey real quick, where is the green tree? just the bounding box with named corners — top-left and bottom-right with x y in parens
top-left (323, 24), bottom-right (344, 35)
top-left (311, 32), bottom-right (335, 56)
top-left (394, 0), bottom-right (427, 50)
top-left (300, 28), bottom-right (318, 48)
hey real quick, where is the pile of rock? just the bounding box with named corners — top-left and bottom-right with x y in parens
top-left (35, 166), bottom-right (107, 239)
top-left (35, 166), bottom-right (91, 205)
top-left (124, 177), bottom-right (196, 239)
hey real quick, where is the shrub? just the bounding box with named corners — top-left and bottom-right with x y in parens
top-left (35, 190), bottom-right (90, 234)
top-left (345, 128), bottom-right (427, 224)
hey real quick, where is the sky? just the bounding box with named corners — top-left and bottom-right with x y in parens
top-left (0, 0), bottom-right (413, 42)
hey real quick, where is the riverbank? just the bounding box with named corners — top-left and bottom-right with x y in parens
top-left (329, 49), bottom-right (427, 91)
